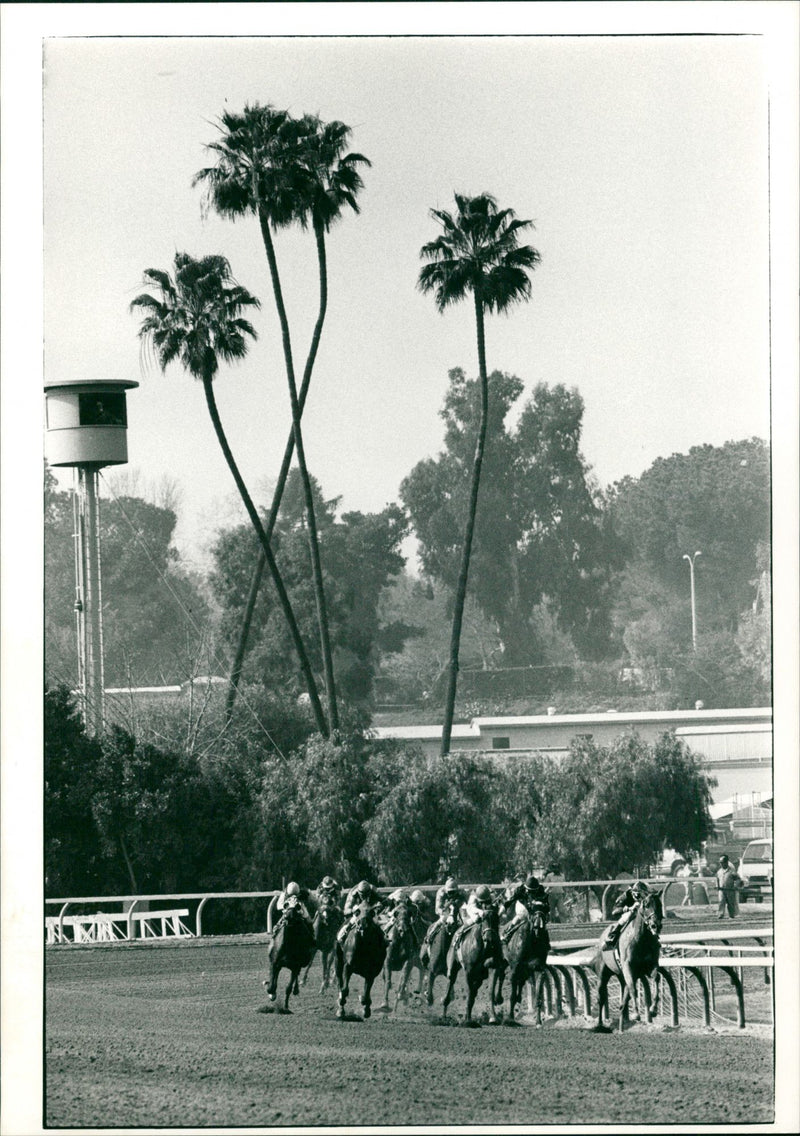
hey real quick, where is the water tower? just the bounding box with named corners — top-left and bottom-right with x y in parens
top-left (44, 377), bottom-right (138, 735)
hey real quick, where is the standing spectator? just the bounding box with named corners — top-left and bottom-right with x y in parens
top-left (716, 855), bottom-right (741, 919)
top-left (677, 862), bottom-right (694, 907)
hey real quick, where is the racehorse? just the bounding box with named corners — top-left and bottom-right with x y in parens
top-left (263, 900), bottom-right (316, 1012)
top-left (492, 883), bottom-right (551, 1024)
top-left (419, 897), bottom-right (462, 1009)
top-left (301, 892), bottom-right (344, 993)
top-left (377, 897), bottom-right (421, 1012)
top-left (441, 904), bottom-right (501, 1024)
top-left (335, 902), bottom-right (387, 1020)
top-left (593, 889), bottom-right (663, 1031)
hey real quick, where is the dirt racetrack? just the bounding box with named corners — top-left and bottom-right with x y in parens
top-left (46, 938), bottom-right (774, 1129)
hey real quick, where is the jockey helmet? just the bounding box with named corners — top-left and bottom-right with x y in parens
top-left (410, 889), bottom-right (426, 905)
top-left (444, 877), bottom-right (458, 893)
top-left (321, 876), bottom-right (336, 889)
top-left (631, 880), bottom-right (649, 897)
top-left (285, 881), bottom-right (300, 897)
top-left (525, 875), bottom-right (539, 891)
top-left (356, 880), bottom-right (371, 896)
top-left (475, 884), bottom-right (492, 903)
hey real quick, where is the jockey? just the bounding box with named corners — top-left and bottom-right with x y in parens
top-left (275, 880), bottom-right (314, 925)
top-left (409, 889), bottom-right (430, 918)
top-left (315, 875), bottom-right (341, 905)
top-left (461, 883), bottom-right (495, 928)
top-left (500, 875), bottom-right (550, 942)
top-left (436, 877), bottom-right (467, 917)
top-left (423, 877), bottom-right (466, 946)
top-left (600, 879), bottom-right (650, 949)
top-left (337, 879), bottom-right (383, 942)
top-left (379, 887), bottom-right (409, 933)
top-left (449, 884), bottom-right (496, 956)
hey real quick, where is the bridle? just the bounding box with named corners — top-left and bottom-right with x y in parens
top-left (641, 895), bottom-right (662, 936)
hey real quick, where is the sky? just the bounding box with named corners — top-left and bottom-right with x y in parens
top-left (41, 22), bottom-right (775, 573)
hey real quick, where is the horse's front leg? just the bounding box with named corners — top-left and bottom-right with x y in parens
top-left (425, 958), bottom-right (436, 1007)
top-left (361, 977), bottom-right (374, 1020)
top-left (594, 969), bottom-right (610, 1030)
top-left (619, 961), bottom-right (639, 1027)
top-left (465, 978), bottom-right (479, 1024)
top-left (441, 964), bottom-right (459, 1019)
top-left (377, 959), bottom-right (391, 1011)
top-left (336, 957), bottom-right (350, 1019)
top-left (529, 972), bottom-right (543, 1026)
top-left (319, 948), bottom-right (331, 993)
top-left (640, 975), bottom-right (652, 1023)
top-left (395, 957), bottom-right (413, 1010)
top-left (284, 973), bottom-right (296, 1012)
top-left (301, 950), bottom-right (316, 987)
top-left (413, 955), bottom-right (424, 996)
top-left (266, 958), bottom-right (278, 1003)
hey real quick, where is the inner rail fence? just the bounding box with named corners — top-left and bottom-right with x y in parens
top-left (44, 875), bottom-right (769, 944)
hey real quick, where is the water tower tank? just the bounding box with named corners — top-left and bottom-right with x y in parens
top-left (44, 377), bottom-right (139, 467)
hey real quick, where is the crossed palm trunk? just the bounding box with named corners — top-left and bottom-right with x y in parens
top-left (201, 373), bottom-right (328, 735)
top-left (225, 219), bottom-right (330, 723)
top-left (255, 206), bottom-right (340, 733)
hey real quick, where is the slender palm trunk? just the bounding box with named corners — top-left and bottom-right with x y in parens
top-left (201, 374), bottom-right (329, 737)
top-left (119, 832), bottom-right (139, 894)
top-left (257, 206), bottom-right (340, 732)
top-left (225, 220), bottom-right (329, 721)
top-left (440, 287), bottom-right (489, 757)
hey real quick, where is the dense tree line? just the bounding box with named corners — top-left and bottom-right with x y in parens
top-left (46, 683), bottom-right (714, 926)
top-left (401, 370), bottom-right (620, 666)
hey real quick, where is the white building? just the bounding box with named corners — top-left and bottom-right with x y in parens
top-left (371, 706), bottom-right (772, 806)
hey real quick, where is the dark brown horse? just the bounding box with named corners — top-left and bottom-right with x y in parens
top-left (594, 890), bottom-right (663, 1031)
top-left (301, 892), bottom-right (344, 993)
top-left (493, 885), bottom-right (551, 1024)
top-left (419, 897), bottom-right (461, 1009)
top-left (377, 897), bottom-right (421, 1012)
top-left (335, 903), bottom-right (387, 1020)
top-left (263, 902), bottom-right (316, 1012)
top-left (441, 905), bottom-right (501, 1024)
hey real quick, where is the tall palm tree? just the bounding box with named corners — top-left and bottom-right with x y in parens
top-left (130, 251), bottom-right (328, 736)
top-left (419, 193), bottom-right (540, 756)
top-left (218, 113), bottom-right (370, 721)
top-left (194, 104), bottom-right (365, 732)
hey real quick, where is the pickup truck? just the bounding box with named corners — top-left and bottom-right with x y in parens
top-left (737, 837), bottom-right (773, 902)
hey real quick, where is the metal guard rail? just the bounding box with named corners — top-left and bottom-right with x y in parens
top-left (44, 878), bottom-right (772, 943)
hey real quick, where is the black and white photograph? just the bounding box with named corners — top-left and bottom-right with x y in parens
top-left (2, 2), bottom-right (798, 1133)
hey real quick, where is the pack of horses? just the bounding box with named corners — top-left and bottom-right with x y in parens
top-left (262, 884), bottom-right (664, 1031)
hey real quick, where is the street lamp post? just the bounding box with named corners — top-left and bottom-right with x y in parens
top-left (682, 550), bottom-right (702, 651)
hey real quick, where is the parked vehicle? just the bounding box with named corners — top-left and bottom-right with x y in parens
top-left (737, 837), bottom-right (773, 902)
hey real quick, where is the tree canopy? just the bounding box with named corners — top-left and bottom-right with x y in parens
top-left (401, 370), bottom-right (620, 665)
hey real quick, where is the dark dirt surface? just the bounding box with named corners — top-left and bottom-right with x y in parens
top-left (45, 940), bottom-right (774, 1129)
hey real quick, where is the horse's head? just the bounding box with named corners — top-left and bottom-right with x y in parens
top-left (282, 899), bottom-right (305, 926)
top-left (641, 890), bottom-right (663, 936)
top-left (388, 900), bottom-right (411, 939)
top-left (443, 898), bottom-right (461, 926)
top-left (354, 901), bottom-right (376, 930)
top-left (316, 895), bottom-right (337, 926)
top-left (479, 902), bottom-right (499, 946)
